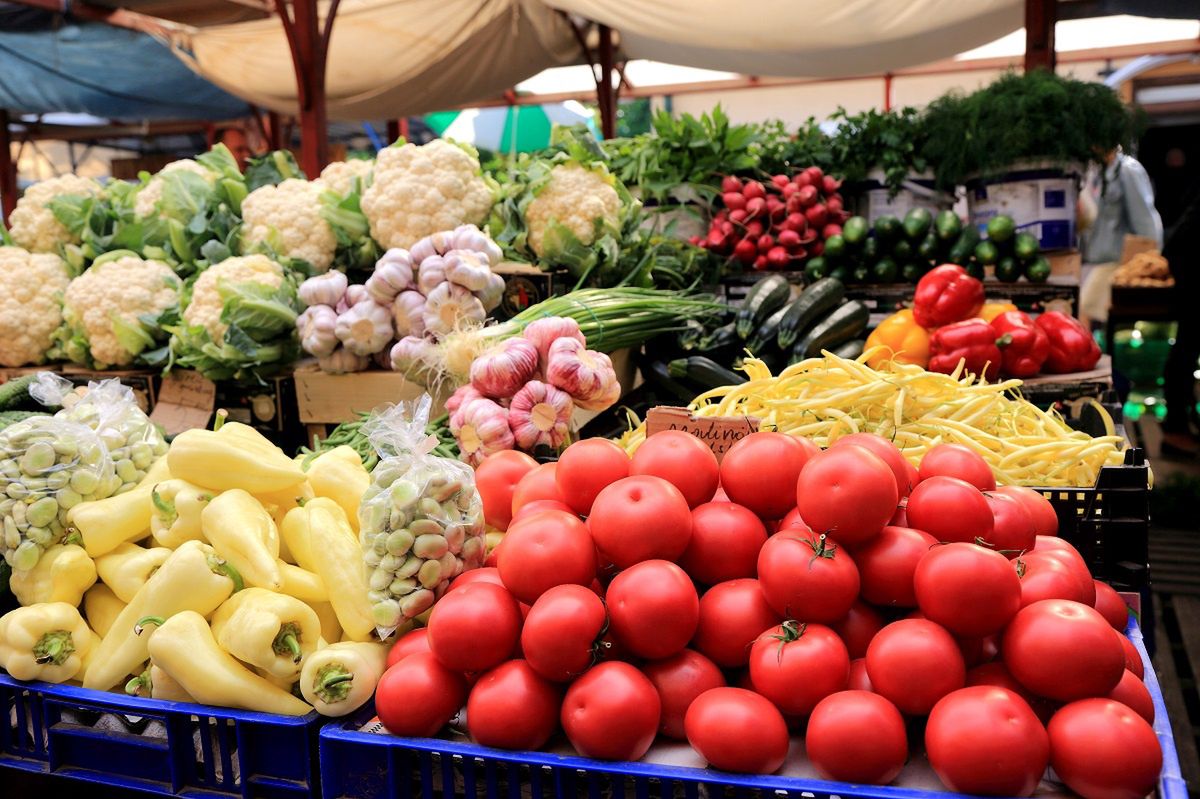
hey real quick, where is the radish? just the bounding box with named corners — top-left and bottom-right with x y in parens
top-left (804, 166), bottom-right (824, 185)
top-left (722, 175), bottom-right (743, 193)
top-left (745, 197), bottom-right (766, 218)
top-left (822, 223), bottom-right (843, 239)
top-left (786, 194), bottom-right (804, 215)
top-left (753, 254), bottom-right (769, 271)
top-left (688, 235), bottom-right (703, 246)
top-left (733, 238), bottom-right (757, 264)
top-left (771, 174), bottom-right (791, 189)
top-left (805, 204), bottom-right (828, 229)
top-left (797, 185), bottom-right (819, 208)
top-left (785, 212), bottom-right (808, 232)
top-left (706, 230), bottom-right (727, 250)
top-left (835, 210), bottom-right (851, 225)
top-left (822, 175), bottom-right (842, 195)
top-left (757, 234), bottom-right (775, 253)
top-left (745, 221), bottom-right (765, 238)
top-left (781, 182), bottom-right (800, 199)
top-left (777, 229), bottom-right (801, 249)
top-left (766, 246), bottom-right (791, 269)
top-left (826, 196), bottom-right (844, 214)
top-left (767, 199), bottom-right (786, 223)
top-left (810, 241), bottom-right (825, 257)
top-left (720, 220), bottom-right (734, 235)
top-left (793, 172), bottom-right (813, 188)
top-left (723, 192), bottom-right (747, 211)
top-left (743, 180), bottom-right (767, 200)
top-left (729, 208), bottom-right (748, 224)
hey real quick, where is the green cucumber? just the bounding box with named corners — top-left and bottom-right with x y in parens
top-left (735, 274), bottom-right (791, 339)
top-left (935, 209), bottom-right (963, 241)
top-left (903, 208), bottom-right (933, 241)
top-left (776, 277), bottom-right (845, 351)
top-left (668, 357), bottom-right (746, 388)
top-left (947, 226), bottom-right (981, 265)
top-left (792, 301), bottom-right (870, 360)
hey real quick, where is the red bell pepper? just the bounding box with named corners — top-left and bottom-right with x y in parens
top-left (912, 264), bottom-right (985, 329)
top-left (928, 319), bottom-right (1002, 382)
top-left (990, 310), bottom-right (1050, 378)
top-left (1034, 311), bottom-right (1101, 374)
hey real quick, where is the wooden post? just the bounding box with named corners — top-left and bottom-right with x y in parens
top-left (1025, 0), bottom-right (1056, 71)
top-left (277, 0), bottom-right (339, 175)
top-left (386, 119), bottom-right (401, 143)
top-left (883, 73), bottom-right (894, 111)
top-left (266, 111), bottom-right (283, 150)
top-left (0, 110), bottom-right (15, 221)
top-left (596, 25), bottom-right (616, 139)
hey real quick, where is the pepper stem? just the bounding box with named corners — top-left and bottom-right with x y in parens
top-left (125, 668), bottom-right (152, 697)
top-left (273, 624), bottom-right (303, 663)
top-left (32, 630), bottom-right (75, 665)
top-left (207, 555), bottom-right (245, 593)
top-left (134, 616), bottom-right (166, 636)
top-left (212, 409), bottom-right (228, 431)
top-left (314, 663), bottom-right (354, 703)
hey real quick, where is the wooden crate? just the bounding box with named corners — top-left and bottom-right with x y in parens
top-left (294, 361), bottom-right (449, 441)
top-left (1047, 249), bottom-right (1081, 280)
top-left (0, 365), bottom-right (58, 384)
top-left (58, 365), bottom-right (158, 414)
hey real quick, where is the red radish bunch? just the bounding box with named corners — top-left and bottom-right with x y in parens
top-left (691, 167), bottom-right (849, 271)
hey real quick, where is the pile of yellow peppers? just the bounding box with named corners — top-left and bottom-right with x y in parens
top-left (0, 419), bottom-right (388, 718)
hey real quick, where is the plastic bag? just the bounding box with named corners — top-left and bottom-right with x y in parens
top-left (357, 394), bottom-right (486, 637)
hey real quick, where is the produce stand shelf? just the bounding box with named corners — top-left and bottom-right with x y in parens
top-left (319, 617), bottom-right (1184, 799)
top-left (0, 674), bottom-right (322, 798)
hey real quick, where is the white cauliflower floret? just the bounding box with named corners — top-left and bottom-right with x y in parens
top-left (61, 255), bottom-right (180, 368)
top-left (241, 179), bottom-right (337, 272)
top-left (525, 163), bottom-right (621, 257)
top-left (184, 254), bottom-right (285, 342)
top-left (0, 247), bottom-right (71, 367)
top-left (361, 139), bottom-right (494, 250)
top-left (7, 175), bottom-right (103, 253)
top-left (134, 159), bottom-right (215, 218)
top-left (318, 159), bottom-right (373, 197)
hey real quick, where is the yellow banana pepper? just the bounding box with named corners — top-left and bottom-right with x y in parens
top-left (124, 663), bottom-right (195, 703)
top-left (278, 561), bottom-right (327, 602)
top-left (299, 641), bottom-right (387, 717)
top-left (95, 543), bottom-right (172, 604)
top-left (0, 602), bottom-right (95, 683)
top-left (149, 479), bottom-right (213, 548)
top-left (68, 484), bottom-right (155, 557)
top-left (279, 504), bottom-right (316, 572)
top-left (144, 611), bottom-right (311, 715)
top-left (136, 456), bottom-right (171, 489)
top-left (305, 447), bottom-right (370, 532)
top-left (82, 540), bottom-right (241, 691)
top-left (83, 583), bottom-right (125, 637)
top-left (215, 420), bottom-right (282, 453)
top-left (979, 301), bottom-right (1019, 323)
top-left (201, 489), bottom-right (281, 591)
top-left (865, 308), bottom-right (932, 368)
top-left (211, 587), bottom-right (321, 681)
top-left (307, 502), bottom-right (374, 642)
top-left (256, 482), bottom-right (314, 564)
top-left (9, 543), bottom-right (96, 606)
top-left (168, 428), bottom-right (304, 494)
top-left (307, 601), bottom-right (342, 645)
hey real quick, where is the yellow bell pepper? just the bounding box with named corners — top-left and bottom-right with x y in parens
top-left (306, 502), bottom-right (374, 642)
top-left (305, 447), bottom-right (370, 532)
top-left (278, 561), bottom-right (327, 602)
top-left (865, 308), bottom-right (931, 368)
top-left (9, 543), bottom-right (96, 606)
top-left (0, 602), bottom-right (95, 683)
top-left (124, 663), bottom-right (195, 703)
top-left (83, 583), bottom-right (125, 637)
top-left (68, 484), bottom-right (155, 558)
top-left (168, 428), bottom-right (304, 494)
top-left (299, 641), bottom-right (387, 717)
top-left (979, 301), bottom-right (1018, 323)
top-left (201, 489), bottom-right (281, 591)
top-left (82, 540), bottom-right (241, 691)
top-left (95, 543), bottom-right (172, 604)
top-left (211, 587), bottom-right (322, 681)
top-left (149, 479), bottom-right (213, 549)
top-left (307, 601), bottom-right (342, 645)
top-left (144, 611), bottom-right (311, 715)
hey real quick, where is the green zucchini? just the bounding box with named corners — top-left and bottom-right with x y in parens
top-left (792, 301), bottom-right (870, 360)
top-left (645, 360), bottom-right (702, 403)
top-left (668, 356), bottom-right (746, 388)
top-left (0, 374), bottom-right (36, 412)
top-left (747, 301), bottom-right (794, 355)
top-left (735, 274), bottom-right (790, 340)
top-left (831, 339), bottom-right (866, 360)
top-left (776, 277), bottom-right (845, 351)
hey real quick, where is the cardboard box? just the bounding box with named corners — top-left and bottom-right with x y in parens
top-left (294, 362), bottom-right (446, 425)
top-left (1047, 249), bottom-right (1081, 280)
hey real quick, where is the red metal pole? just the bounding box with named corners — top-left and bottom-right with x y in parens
top-left (289, 0), bottom-right (329, 175)
top-left (1024, 0), bottom-right (1056, 71)
top-left (597, 25), bottom-right (616, 139)
top-left (0, 110), bottom-right (15, 221)
top-left (883, 73), bottom-right (894, 111)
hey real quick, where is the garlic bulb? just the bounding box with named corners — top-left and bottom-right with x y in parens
top-left (297, 304), bottom-right (339, 358)
top-left (545, 337), bottom-right (620, 410)
top-left (470, 337), bottom-right (540, 400)
top-left (446, 384), bottom-right (484, 417)
top-left (580, 370), bottom-right (621, 412)
top-left (443, 250), bottom-right (493, 293)
top-left (335, 299), bottom-right (394, 356)
top-left (336, 284), bottom-right (369, 314)
top-left (318, 346), bottom-right (371, 374)
top-left (298, 271), bottom-right (349, 308)
top-left (522, 316), bottom-right (586, 366)
top-left (451, 224), bottom-right (503, 264)
top-left (365, 248), bottom-right (414, 304)
top-left (390, 335), bottom-right (436, 381)
top-left (423, 281), bottom-right (486, 337)
top-left (417, 254), bottom-right (447, 295)
top-left (391, 290), bottom-right (427, 338)
top-left (476, 271), bottom-right (505, 313)
top-left (410, 231), bottom-right (455, 264)
top-left (450, 395), bottom-right (514, 467)
top-left (509, 380), bottom-right (573, 451)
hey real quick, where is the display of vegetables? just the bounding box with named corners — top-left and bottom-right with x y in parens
top-left (0, 246), bottom-right (72, 368)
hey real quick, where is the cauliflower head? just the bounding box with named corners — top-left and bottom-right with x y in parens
top-left (0, 247), bottom-right (72, 367)
top-left (134, 159), bottom-right (214, 219)
top-left (184, 254), bottom-right (285, 342)
top-left (525, 163), bottom-right (621, 258)
top-left (362, 139), bottom-right (494, 250)
top-left (61, 255), bottom-right (180, 368)
top-left (318, 159), bottom-right (373, 197)
top-left (241, 179), bottom-right (337, 272)
top-left (7, 175), bottom-right (103, 253)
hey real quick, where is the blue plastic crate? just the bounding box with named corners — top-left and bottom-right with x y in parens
top-left (320, 617), bottom-right (1187, 799)
top-left (0, 674), bottom-right (321, 798)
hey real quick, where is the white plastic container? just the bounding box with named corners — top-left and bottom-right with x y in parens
top-left (853, 170), bottom-right (951, 224)
top-left (966, 160), bottom-right (1082, 251)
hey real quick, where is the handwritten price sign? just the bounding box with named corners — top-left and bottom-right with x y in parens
top-left (645, 406), bottom-right (759, 463)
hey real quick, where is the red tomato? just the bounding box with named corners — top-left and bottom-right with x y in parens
top-left (511, 463), bottom-right (565, 516)
top-left (757, 530), bottom-right (860, 622)
top-left (376, 652), bottom-right (467, 736)
top-left (497, 510), bottom-right (597, 604)
top-left (679, 502), bottom-right (767, 585)
top-left (749, 622), bottom-right (849, 716)
top-left (847, 658), bottom-right (873, 691)
top-left (833, 601), bottom-right (886, 659)
top-left (686, 687), bottom-right (789, 774)
top-left (889, 501), bottom-right (908, 527)
top-left (832, 433), bottom-right (914, 497)
top-left (905, 476), bottom-right (993, 544)
top-left (607, 560), bottom-right (699, 660)
top-left (956, 633), bottom-right (1000, 668)
top-left (642, 649), bottom-right (726, 740)
top-left (992, 485), bottom-right (1059, 536)
top-left (1048, 699), bottom-right (1163, 799)
top-left (982, 492), bottom-right (1036, 555)
top-left (474, 450), bottom-right (538, 530)
top-left (630, 430), bottom-right (719, 508)
top-left (965, 662), bottom-right (1041, 709)
top-left (806, 691), bottom-right (907, 784)
top-left (386, 627), bottom-right (431, 669)
top-left (467, 660), bottom-right (561, 750)
top-left (795, 447), bottom-right (898, 547)
top-left (1119, 631), bottom-right (1144, 679)
top-left (777, 506), bottom-right (810, 533)
top-left (521, 584), bottom-right (608, 682)
top-left (447, 566), bottom-right (505, 593)
top-left (587, 475), bottom-right (692, 568)
top-left (1033, 536), bottom-right (1097, 605)
top-left (1015, 551), bottom-right (1090, 606)
top-left (561, 662), bottom-right (661, 761)
top-left (510, 499), bottom-right (575, 525)
top-left (925, 686), bottom-right (1049, 797)
top-left (855, 525), bottom-right (937, 607)
top-left (919, 443), bottom-right (996, 491)
top-left (720, 432), bottom-right (814, 518)
top-left (1002, 599), bottom-right (1125, 701)
top-left (866, 619), bottom-right (965, 715)
top-left (691, 578), bottom-right (781, 668)
top-left (915, 543), bottom-right (1021, 636)
top-left (1108, 668), bottom-right (1155, 723)
top-left (555, 439), bottom-right (630, 516)
top-left (1095, 580), bottom-right (1130, 630)
top-left (427, 582), bottom-right (522, 673)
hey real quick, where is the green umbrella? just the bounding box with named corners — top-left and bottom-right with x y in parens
top-left (425, 102), bottom-right (597, 153)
